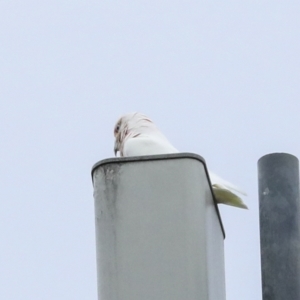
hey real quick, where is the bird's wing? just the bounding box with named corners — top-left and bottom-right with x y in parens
top-left (123, 134), bottom-right (178, 156)
top-left (208, 171), bottom-right (248, 209)
top-left (208, 171), bottom-right (247, 196)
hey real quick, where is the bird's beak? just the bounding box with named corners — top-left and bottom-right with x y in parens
top-left (114, 139), bottom-right (119, 156)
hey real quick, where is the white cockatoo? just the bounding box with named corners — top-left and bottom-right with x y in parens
top-left (114, 112), bottom-right (248, 209)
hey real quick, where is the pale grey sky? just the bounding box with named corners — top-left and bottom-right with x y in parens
top-left (1, 1), bottom-right (299, 299)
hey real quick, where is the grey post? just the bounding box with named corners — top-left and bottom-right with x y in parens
top-left (92, 153), bottom-right (226, 300)
top-left (258, 153), bottom-right (300, 300)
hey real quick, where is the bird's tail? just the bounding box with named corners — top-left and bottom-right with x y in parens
top-left (212, 184), bottom-right (248, 209)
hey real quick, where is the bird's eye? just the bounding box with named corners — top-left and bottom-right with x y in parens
top-left (115, 124), bottom-right (120, 134)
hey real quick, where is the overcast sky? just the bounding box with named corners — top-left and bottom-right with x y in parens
top-left (1, 1), bottom-right (299, 299)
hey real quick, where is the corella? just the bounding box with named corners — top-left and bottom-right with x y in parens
top-left (114, 112), bottom-right (248, 209)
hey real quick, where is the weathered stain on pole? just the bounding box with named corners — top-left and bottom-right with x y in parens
top-left (258, 153), bottom-right (300, 300)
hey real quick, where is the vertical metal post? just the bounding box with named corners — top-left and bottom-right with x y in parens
top-left (92, 153), bottom-right (226, 300)
top-left (258, 153), bottom-right (300, 300)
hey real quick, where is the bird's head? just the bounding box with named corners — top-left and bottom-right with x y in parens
top-left (113, 112), bottom-right (154, 156)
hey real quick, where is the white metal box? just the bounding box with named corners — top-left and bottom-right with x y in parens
top-left (92, 153), bottom-right (226, 300)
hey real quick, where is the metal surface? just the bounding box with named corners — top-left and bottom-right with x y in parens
top-left (92, 153), bottom-right (225, 300)
top-left (92, 153), bottom-right (225, 237)
top-left (258, 153), bottom-right (300, 300)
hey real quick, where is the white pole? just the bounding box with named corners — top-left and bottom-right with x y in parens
top-left (92, 153), bottom-right (226, 300)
